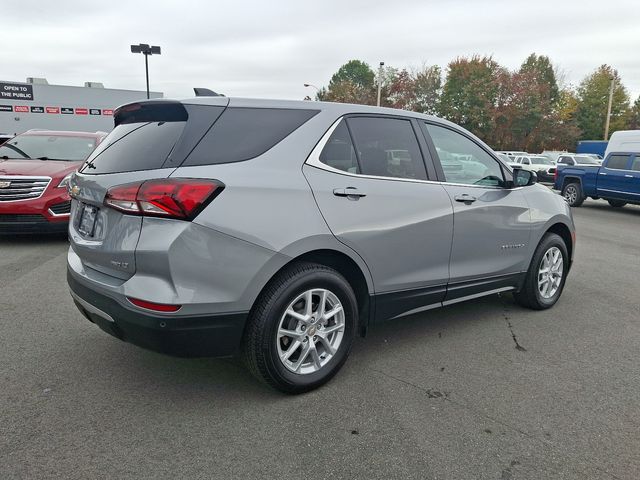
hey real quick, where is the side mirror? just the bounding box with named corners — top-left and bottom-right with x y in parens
top-left (513, 168), bottom-right (537, 187)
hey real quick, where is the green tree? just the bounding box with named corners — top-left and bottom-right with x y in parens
top-left (628, 96), bottom-right (640, 130)
top-left (320, 60), bottom-right (377, 105)
top-left (413, 65), bottom-right (441, 114)
top-left (576, 65), bottom-right (630, 140)
top-left (329, 60), bottom-right (375, 88)
top-left (519, 53), bottom-right (560, 104)
top-left (438, 55), bottom-right (506, 143)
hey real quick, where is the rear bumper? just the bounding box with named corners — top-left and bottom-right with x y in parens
top-left (68, 269), bottom-right (248, 358)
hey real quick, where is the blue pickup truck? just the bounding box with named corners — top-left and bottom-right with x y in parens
top-left (554, 152), bottom-right (640, 208)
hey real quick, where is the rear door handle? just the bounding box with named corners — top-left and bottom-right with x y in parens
top-left (333, 187), bottom-right (367, 198)
top-left (599, 172), bottom-right (608, 175)
top-left (454, 194), bottom-right (477, 204)
top-left (624, 174), bottom-right (634, 178)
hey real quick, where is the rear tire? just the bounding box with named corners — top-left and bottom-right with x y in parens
top-left (243, 262), bottom-right (357, 394)
top-left (607, 199), bottom-right (627, 208)
top-left (561, 182), bottom-right (584, 207)
top-left (514, 233), bottom-right (568, 310)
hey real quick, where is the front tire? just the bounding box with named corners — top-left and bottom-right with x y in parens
top-left (243, 262), bottom-right (357, 394)
top-left (607, 199), bottom-right (627, 208)
top-left (514, 233), bottom-right (568, 310)
top-left (562, 182), bottom-right (584, 207)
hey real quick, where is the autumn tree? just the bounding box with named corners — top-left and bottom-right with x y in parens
top-left (438, 56), bottom-right (506, 143)
top-left (576, 65), bottom-right (630, 140)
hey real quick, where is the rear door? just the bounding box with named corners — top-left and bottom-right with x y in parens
top-left (420, 122), bottom-right (531, 302)
top-left (597, 153), bottom-right (633, 201)
top-left (69, 99), bottom-right (227, 279)
top-left (304, 115), bottom-right (454, 320)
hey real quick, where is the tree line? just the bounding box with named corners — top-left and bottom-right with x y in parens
top-left (314, 55), bottom-right (640, 152)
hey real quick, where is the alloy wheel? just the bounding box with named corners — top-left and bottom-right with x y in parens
top-left (538, 246), bottom-right (564, 299)
top-left (276, 288), bottom-right (345, 375)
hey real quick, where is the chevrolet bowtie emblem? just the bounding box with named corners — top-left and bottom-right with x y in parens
top-left (0, 181), bottom-right (11, 188)
top-left (70, 185), bottom-right (80, 197)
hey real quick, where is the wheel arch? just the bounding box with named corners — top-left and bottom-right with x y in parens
top-left (250, 246), bottom-right (374, 337)
top-left (560, 175), bottom-right (583, 192)
top-left (544, 222), bottom-right (574, 270)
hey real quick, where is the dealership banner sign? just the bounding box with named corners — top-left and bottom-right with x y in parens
top-left (0, 82), bottom-right (34, 101)
top-left (0, 103), bottom-right (115, 115)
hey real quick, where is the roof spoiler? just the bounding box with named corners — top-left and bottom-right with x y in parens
top-left (194, 88), bottom-right (225, 97)
top-left (114, 100), bottom-right (188, 126)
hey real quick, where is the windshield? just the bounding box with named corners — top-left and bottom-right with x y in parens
top-left (530, 157), bottom-right (553, 165)
top-left (574, 155), bottom-right (600, 165)
top-left (0, 134), bottom-right (97, 161)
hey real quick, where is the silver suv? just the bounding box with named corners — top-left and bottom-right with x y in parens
top-left (67, 98), bottom-right (575, 393)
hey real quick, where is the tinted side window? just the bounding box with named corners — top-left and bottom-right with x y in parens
top-left (319, 121), bottom-right (359, 173)
top-left (632, 156), bottom-right (640, 171)
top-left (184, 108), bottom-right (319, 166)
top-left (81, 121), bottom-right (185, 174)
top-left (606, 154), bottom-right (630, 170)
top-left (425, 123), bottom-right (504, 186)
top-left (346, 117), bottom-right (427, 180)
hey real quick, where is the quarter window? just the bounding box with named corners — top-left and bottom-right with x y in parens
top-left (184, 107), bottom-right (319, 166)
top-left (425, 123), bottom-right (504, 186)
top-left (606, 154), bottom-right (630, 170)
top-left (318, 121), bottom-right (359, 173)
top-left (347, 117), bottom-right (427, 180)
top-left (632, 156), bottom-right (640, 171)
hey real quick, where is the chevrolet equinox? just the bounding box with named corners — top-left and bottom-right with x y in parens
top-left (67, 97), bottom-right (575, 393)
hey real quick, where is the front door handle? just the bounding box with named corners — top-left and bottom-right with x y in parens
top-left (454, 193), bottom-right (477, 204)
top-left (333, 187), bottom-right (367, 199)
top-left (599, 172), bottom-right (608, 175)
top-left (624, 174), bottom-right (634, 178)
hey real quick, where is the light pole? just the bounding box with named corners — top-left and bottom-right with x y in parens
top-left (130, 43), bottom-right (161, 99)
top-left (376, 61), bottom-right (385, 107)
top-left (303, 83), bottom-right (320, 100)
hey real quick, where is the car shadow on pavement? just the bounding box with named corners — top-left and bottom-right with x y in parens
top-left (0, 233), bottom-right (69, 245)
top-left (74, 293), bottom-right (524, 398)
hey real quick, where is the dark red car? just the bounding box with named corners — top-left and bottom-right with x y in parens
top-left (0, 129), bottom-right (106, 234)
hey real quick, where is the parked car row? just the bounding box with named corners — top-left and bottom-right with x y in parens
top-left (555, 130), bottom-right (640, 208)
top-left (0, 129), bottom-right (106, 233)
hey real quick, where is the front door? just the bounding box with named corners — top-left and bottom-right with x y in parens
top-left (597, 153), bottom-right (634, 201)
top-left (421, 122), bottom-right (531, 302)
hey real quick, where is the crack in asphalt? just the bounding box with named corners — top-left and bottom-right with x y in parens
top-left (505, 318), bottom-right (527, 352)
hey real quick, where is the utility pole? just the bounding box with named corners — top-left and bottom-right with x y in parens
top-left (604, 77), bottom-right (615, 140)
top-left (376, 61), bottom-right (384, 107)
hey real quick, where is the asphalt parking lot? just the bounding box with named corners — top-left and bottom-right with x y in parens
top-left (1, 198), bottom-right (639, 480)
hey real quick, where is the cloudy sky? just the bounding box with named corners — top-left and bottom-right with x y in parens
top-left (3, 0), bottom-right (639, 100)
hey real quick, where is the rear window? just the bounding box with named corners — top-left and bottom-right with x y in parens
top-left (183, 107), bottom-right (319, 166)
top-left (80, 121), bottom-right (185, 174)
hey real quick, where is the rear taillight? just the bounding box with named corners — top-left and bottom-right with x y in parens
top-left (104, 178), bottom-right (223, 220)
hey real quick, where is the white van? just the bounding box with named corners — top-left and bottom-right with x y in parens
top-left (604, 130), bottom-right (640, 157)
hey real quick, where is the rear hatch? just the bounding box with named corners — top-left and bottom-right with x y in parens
top-left (69, 98), bottom-right (228, 280)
